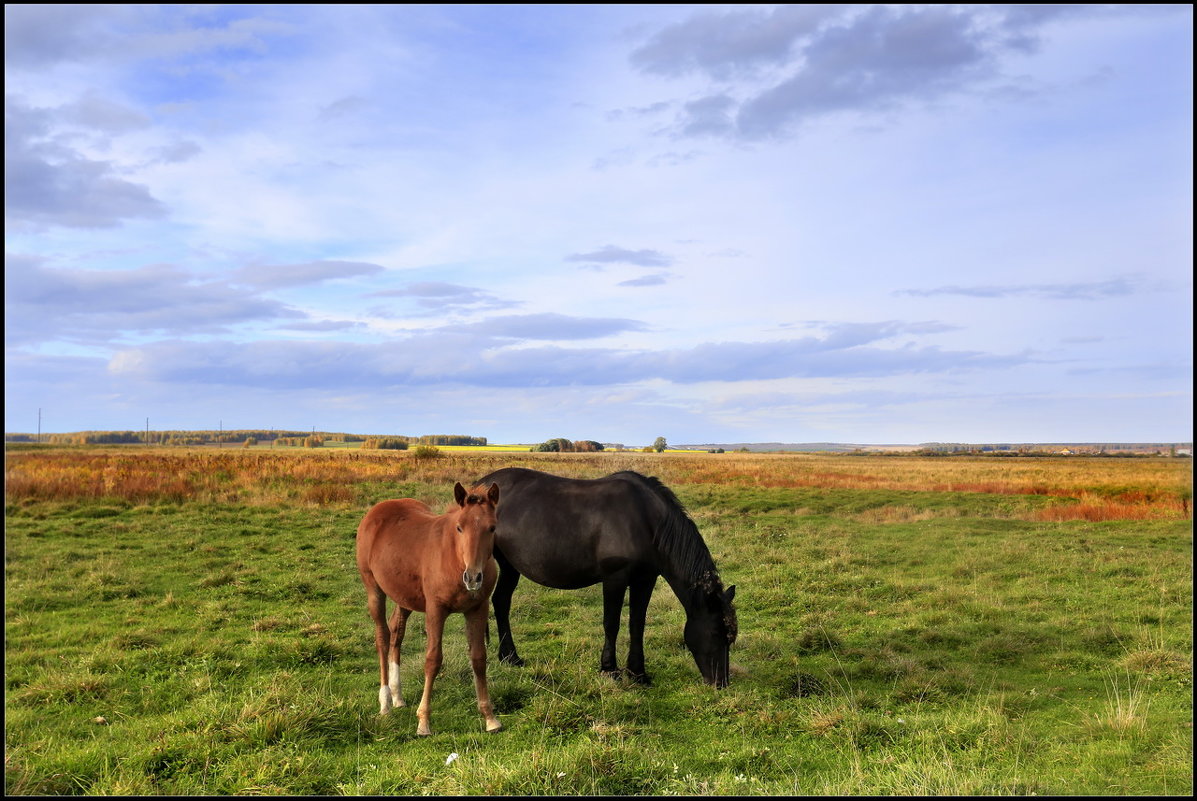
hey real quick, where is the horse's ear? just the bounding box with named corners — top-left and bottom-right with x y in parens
top-left (487, 482), bottom-right (500, 505)
top-left (724, 585), bottom-right (736, 603)
top-left (453, 482), bottom-right (467, 507)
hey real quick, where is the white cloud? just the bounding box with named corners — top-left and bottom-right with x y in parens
top-left (5, 96), bottom-right (167, 229)
top-left (565, 245), bottom-right (674, 267)
top-left (5, 254), bottom-right (302, 345)
top-left (233, 260), bottom-right (386, 290)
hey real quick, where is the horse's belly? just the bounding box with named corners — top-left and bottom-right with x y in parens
top-left (504, 546), bottom-right (639, 589)
top-left (387, 588), bottom-right (427, 612)
top-left (374, 572), bottom-right (428, 612)
top-left (530, 569), bottom-right (603, 590)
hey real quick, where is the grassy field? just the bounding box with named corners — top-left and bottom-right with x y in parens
top-left (5, 447), bottom-right (1192, 795)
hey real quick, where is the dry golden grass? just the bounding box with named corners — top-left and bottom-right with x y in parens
top-left (670, 452), bottom-right (1188, 495)
top-left (4, 447), bottom-right (1191, 522)
top-left (1091, 670), bottom-right (1152, 736)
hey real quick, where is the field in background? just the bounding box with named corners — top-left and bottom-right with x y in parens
top-left (5, 447), bottom-right (1191, 521)
top-left (5, 448), bottom-right (1193, 794)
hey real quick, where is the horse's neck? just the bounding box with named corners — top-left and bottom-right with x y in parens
top-left (644, 500), bottom-right (717, 610)
top-left (658, 556), bottom-right (717, 613)
top-left (433, 514), bottom-right (458, 558)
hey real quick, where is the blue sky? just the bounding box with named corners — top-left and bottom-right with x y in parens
top-left (5, 4), bottom-right (1192, 445)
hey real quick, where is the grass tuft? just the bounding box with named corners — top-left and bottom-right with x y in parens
top-left (1093, 669), bottom-right (1152, 735)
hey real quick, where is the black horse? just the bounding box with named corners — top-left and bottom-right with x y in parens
top-left (475, 467), bottom-right (738, 687)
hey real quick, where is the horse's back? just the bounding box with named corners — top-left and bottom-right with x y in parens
top-left (480, 467), bottom-right (651, 497)
top-left (478, 468), bottom-right (660, 587)
top-left (358, 497), bottom-right (434, 533)
top-left (356, 498), bottom-right (435, 568)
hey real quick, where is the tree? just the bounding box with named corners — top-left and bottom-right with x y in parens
top-left (363, 437), bottom-right (408, 450)
top-left (535, 437), bottom-right (574, 452)
top-left (653, 436), bottom-right (667, 453)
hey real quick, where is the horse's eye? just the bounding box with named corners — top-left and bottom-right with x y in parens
top-left (456, 525), bottom-right (463, 533)
top-left (489, 526), bottom-right (496, 533)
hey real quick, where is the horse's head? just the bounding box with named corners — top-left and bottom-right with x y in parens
top-left (451, 481), bottom-right (500, 593)
top-left (684, 577), bottom-right (737, 688)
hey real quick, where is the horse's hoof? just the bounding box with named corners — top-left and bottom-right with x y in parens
top-left (485, 721), bottom-right (503, 733)
top-left (417, 727), bottom-right (432, 737)
top-left (628, 672), bottom-right (653, 686)
top-left (500, 653), bottom-right (525, 667)
top-left (601, 668), bottom-right (622, 681)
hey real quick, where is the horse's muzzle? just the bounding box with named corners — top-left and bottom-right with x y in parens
top-left (706, 651), bottom-right (731, 688)
top-left (462, 570), bottom-right (484, 592)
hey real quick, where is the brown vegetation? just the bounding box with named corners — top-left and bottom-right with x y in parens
top-left (3, 448), bottom-right (1191, 521)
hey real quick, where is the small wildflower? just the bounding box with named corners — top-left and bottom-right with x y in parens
top-left (445, 753), bottom-right (459, 766)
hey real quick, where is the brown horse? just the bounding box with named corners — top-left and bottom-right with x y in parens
top-left (355, 481), bottom-right (502, 736)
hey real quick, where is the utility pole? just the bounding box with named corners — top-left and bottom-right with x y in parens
top-left (37, 408), bottom-right (41, 444)
top-left (219, 420), bottom-right (222, 448)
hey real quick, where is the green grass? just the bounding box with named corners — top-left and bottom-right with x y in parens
top-left (5, 465), bottom-right (1192, 795)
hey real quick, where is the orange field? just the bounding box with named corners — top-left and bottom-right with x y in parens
top-left (4, 447), bottom-right (1191, 522)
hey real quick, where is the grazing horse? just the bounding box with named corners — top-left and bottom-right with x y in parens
top-left (475, 467), bottom-right (738, 687)
top-left (355, 481), bottom-right (502, 736)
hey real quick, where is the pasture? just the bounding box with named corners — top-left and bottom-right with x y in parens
top-left (5, 447), bottom-right (1193, 795)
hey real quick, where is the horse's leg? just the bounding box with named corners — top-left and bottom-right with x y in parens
top-left (366, 584), bottom-right (393, 714)
top-left (492, 551), bottom-right (525, 667)
top-left (387, 606), bottom-right (412, 708)
top-left (625, 571), bottom-right (658, 686)
top-left (600, 574), bottom-right (629, 678)
top-left (465, 605), bottom-right (502, 733)
top-left (416, 606), bottom-right (446, 736)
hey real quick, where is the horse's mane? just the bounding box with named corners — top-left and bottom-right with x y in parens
top-left (608, 471), bottom-right (724, 593)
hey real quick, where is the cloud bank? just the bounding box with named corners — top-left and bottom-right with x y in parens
top-left (630, 5), bottom-right (1134, 140)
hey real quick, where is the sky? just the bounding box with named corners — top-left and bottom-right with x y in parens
top-left (4, 4), bottom-right (1193, 446)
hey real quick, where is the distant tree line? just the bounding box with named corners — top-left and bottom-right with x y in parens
top-left (361, 437), bottom-right (408, 450)
top-left (532, 438), bottom-right (605, 453)
top-left (413, 435), bottom-right (488, 446)
top-left (3, 429), bottom-right (487, 447)
top-left (275, 436), bottom-right (326, 448)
